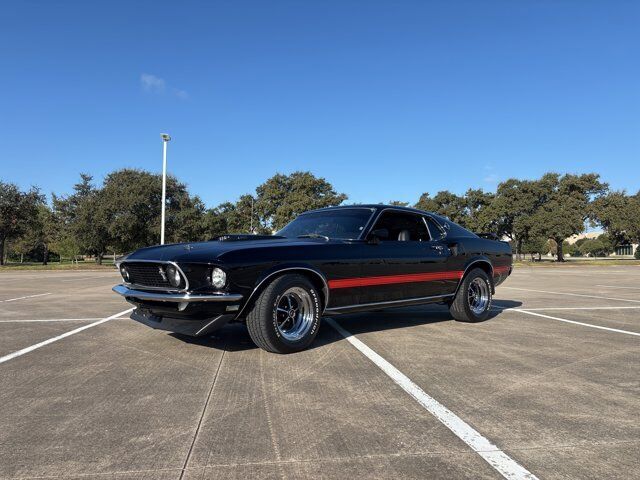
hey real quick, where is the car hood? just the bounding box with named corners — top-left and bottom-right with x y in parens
top-left (123, 237), bottom-right (335, 263)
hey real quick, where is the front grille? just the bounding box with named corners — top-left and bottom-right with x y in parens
top-left (125, 262), bottom-right (172, 289)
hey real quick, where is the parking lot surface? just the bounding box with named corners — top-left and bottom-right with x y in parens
top-left (0, 266), bottom-right (638, 479)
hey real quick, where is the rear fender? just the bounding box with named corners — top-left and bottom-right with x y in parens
top-left (455, 257), bottom-right (495, 296)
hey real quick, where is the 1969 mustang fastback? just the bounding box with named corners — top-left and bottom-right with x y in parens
top-left (113, 205), bottom-right (512, 353)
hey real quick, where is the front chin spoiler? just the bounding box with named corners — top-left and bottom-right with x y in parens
top-left (130, 308), bottom-right (234, 336)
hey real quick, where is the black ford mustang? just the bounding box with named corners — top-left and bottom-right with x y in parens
top-left (113, 205), bottom-right (512, 353)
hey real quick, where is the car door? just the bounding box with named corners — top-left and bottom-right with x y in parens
top-left (358, 210), bottom-right (452, 304)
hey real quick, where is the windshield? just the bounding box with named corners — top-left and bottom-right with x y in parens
top-left (277, 208), bottom-right (374, 240)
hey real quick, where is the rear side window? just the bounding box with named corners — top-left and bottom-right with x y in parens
top-left (371, 211), bottom-right (431, 241)
top-left (430, 215), bottom-right (478, 238)
top-left (423, 216), bottom-right (444, 240)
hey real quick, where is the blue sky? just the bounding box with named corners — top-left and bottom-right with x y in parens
top-left (1, 1), bottom-right (638, 207)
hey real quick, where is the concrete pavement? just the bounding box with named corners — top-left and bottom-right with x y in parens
top-left (0, 266), bottom-right (638, 479)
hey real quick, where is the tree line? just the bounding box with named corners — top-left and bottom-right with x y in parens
top-left (415, 173), bottom-right (640, 261)
top-left (0, 170), bottom-right (345, 265)
top-left (1, 170), bottom-right (639, 265)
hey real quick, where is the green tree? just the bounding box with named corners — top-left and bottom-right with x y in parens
top-left (54, 174), bottom-right (112, 264)
top-left (482, 179), bottom-right (548, 259)
top-left (461, 188), bottom-right (495, 232)
top-left (529, 173), bottom-right (608, 261)
top-left (415, 191), bottom-right (466, 223)
top-left (521, 237), bottom-right (548, 261)
top-left (565, 241), bottom-right (582, 257)
top-left (51, 232), bottom-right (82, 263)
top-left (0, 182), bottom-right (44, 265)
top-left (580, 234), bottom-right (613, 257)
top-left (167, 194), bottom-right (207, 243)
top-left (255, 172), bottom-right (347, 231)
top-left (591, 190), bottom-right (640, 245)
top-left (415, 189), bottom-right (494, 233)
top-left (6, 236), bottom-right (33, 263)
top-left (100, 169), bottom-right (206, 252)
top-left (204, 205), bottom-right (228, 239)
top-left (414, 192), bottom-right (440, 213)
top-left (17, 203), bottom-right (58, 265)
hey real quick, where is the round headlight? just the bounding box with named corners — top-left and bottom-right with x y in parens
top-left (210, 268), bottom-right (226, 289)
top-left (120, 265), bottom-right (130, 282)
top-left (165, 265), bottom-right (182, 288)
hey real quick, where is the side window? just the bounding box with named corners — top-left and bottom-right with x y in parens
top-left (371, 211), bottom-right (431, 242)
top-left (424, 216), bottom-right (445, 241)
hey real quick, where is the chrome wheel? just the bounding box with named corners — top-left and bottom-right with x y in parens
top-left (275, 287), bottom-right (315, 341)
top-left (467, 277), bottom-right (490, 315)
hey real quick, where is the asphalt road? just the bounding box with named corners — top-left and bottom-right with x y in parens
top-left (0, 266), bottom-right (638, 479)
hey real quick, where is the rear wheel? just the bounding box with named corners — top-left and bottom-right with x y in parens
top-left (450, 268), bottom-right (492, 322)
top-left (246, 274), bottom-right (321, 353)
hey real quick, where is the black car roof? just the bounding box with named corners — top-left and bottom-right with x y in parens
top-left (303, 204), bottom-right (478, 238)
top-left (305, 204), bottom-right (441, 218)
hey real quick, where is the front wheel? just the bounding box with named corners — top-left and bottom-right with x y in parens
top-left (449, 268), bottom-right (492, 322)
top-left (246, 274), bottom-right (321, 353)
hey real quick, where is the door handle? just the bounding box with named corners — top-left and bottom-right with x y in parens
top-left (430, 245), bottom-right (446, 253)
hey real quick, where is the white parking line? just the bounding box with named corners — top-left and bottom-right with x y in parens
top-left (596, 285), bottom-right (640, 291)
top-left (0, 273), bottom-right (117, 281)
top-left (509, 309), bottom-right (640, 337)
top-left (326, 318), bottom-right (538, 480)
top-left (58, 275), bottom-right (115, 282)
top-left (0, 293), bottom-right (52, 303)
top-left (0, 308), bottom-right (133, 365)
top-left (518, 306), bottom-right (640, 311)
top-left (0, 316), bottom-right (130, 323)
top-left (501, 286), bottom-right (640, 304)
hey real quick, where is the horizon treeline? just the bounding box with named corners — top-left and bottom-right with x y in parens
top-left (1, 169), bottom-right (639, 265)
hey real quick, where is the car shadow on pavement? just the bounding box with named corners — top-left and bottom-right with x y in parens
top-left (319, 300), bottom-right (523, 339)
top-left (170, 300), bottom-right (523, 353)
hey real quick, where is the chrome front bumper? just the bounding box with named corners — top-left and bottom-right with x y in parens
top-left (112, 284), bottom-right (243, 303)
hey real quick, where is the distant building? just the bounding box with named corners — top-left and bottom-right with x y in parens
top-left (565, 232), bottom-right (602, 245)
top-left (612, 244), bottom-right (638, 256)
top-left (564, 232), bottom-right (637, 258)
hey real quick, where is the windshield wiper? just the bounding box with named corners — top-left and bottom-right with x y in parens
top-left (297, 233), bottom-right (330, 241)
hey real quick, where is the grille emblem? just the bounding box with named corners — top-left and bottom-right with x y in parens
top-left (158, 266), bottom-right (167, 282)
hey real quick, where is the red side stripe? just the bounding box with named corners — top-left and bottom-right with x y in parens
top-left (328, 271), bottom-right (464, 290)
top-left (493, 266), bottom-right (511, 274)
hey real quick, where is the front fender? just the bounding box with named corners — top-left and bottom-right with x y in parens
top-left (234, 263), bottom-right (330, 319)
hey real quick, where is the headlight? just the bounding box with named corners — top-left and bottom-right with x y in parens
top-left (165, 265), bottom-right (182, 288)
top-left (120, 265), bottom-right (130, 282)
top-left (210, 268), bottom-right (227, 289)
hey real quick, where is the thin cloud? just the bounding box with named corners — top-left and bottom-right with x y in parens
top-left (483, 165), bottom-right (499, 184)
top-left (140, 73), bottom-right (188, 100)
top-left (140, 73), bottom-right (165, 93)
top-left (174, 89), bottom-right (189, 100)
top-left (483, 173), bottom-right (499, 184)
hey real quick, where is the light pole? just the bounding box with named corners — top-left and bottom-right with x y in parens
top-left (160, 133), bottom-right (171, 245)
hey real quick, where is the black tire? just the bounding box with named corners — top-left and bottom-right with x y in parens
top-left (245, 274), bottom-right (321, 354)
top-left (450, 268), bottom-right (492, 323)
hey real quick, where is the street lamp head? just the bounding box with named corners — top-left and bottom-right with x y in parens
top-left (160, 133), bottom-right (171, 142)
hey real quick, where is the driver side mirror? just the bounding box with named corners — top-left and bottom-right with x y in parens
top-left (368, 228), bottom-right (389, 244)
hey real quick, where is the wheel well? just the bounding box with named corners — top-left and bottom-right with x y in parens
top-left (463, 261), bottom-right (495, 293)
top-left (236, 268), bottom-right (329, 319)
top-left (290, 270), bottom-right (328, 311)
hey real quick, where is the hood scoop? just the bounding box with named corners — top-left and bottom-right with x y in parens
top-left (212, 234), bottom-right (286, 242)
